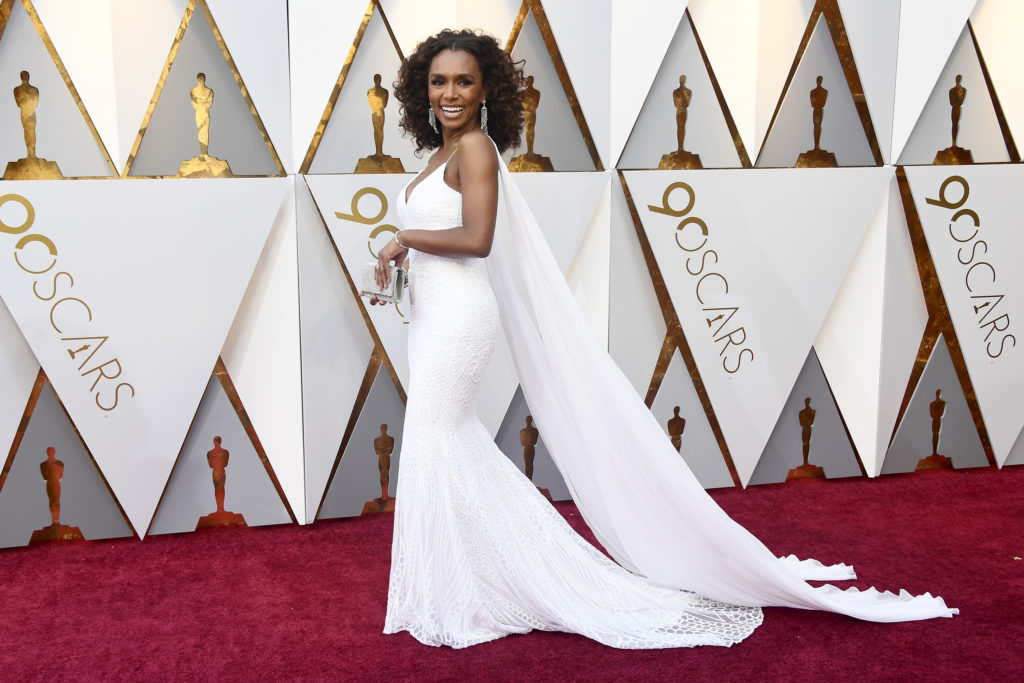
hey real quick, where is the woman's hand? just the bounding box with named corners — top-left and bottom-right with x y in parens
top-left (376, 237), bottom-right (408, 289)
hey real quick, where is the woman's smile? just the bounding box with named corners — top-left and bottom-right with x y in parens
top-left (440, 105), bottom-right (465, 119)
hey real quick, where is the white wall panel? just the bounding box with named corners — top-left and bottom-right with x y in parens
top-left (221, 177), bottom-right (304, 521)
top-left (110, 0), bottom-right (189, 173)
top-left (0, 300), bottom-right (39, 460)
top-left (507, 11), bottom-right (594, 170)
top-left (542, 0), bottom-right (611, 168)
top-left (625, 167), bottom-right (891, 484)
top-left (32, 0), bottom-right (119, 166)
top-left (971, 0), bottom-right (1024, 158)
top-left (295, 177), bottom-right (375, 524)
top-left (898, 23), bottom-right (1009, 165)
top-left (565, 174), bottom-right (611, 346)
top-left (907, 165), bottom-right (1024, 466)
top-left (206, 0), bottom-right (293, 173)
top-left (379, 0), bottom-right (457, 58)
top-left (689, 0), bottom-right (759, 156)
top-left (837, 0), bottom-right (900, 163)
top-left (619, 10), bottom-right (743, 170)
top-left (0, 0), bottom-right (114, 176)
top-left (756, 14), bottom-right (874, 167)
top-left (753, 0), bottom-right (815, 158)
top-left (814, 174), bottom-right (927, 476)
top-left (608, 177), bottom-right (665, 398)
top-left (891, 0), bottom-right (978, 162)
top-left (457, 0), bottom-right (521, 39)
top-left (288, 0), bottom-right (371, 173)
top-left (610, 0), bottom-right (688, 167)
top-left (0, 179), bottom-right (285, 534)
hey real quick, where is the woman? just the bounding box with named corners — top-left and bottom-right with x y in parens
top-left (366, 29), bottom-right (956, 649)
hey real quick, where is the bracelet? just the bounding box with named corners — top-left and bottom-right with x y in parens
top-left (394, 231), bottom-right (409, 250)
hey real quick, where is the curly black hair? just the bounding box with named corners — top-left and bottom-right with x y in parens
top-left (395, 29), bottom-right (526, 154)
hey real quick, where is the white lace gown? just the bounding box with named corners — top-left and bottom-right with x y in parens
top-left (383, 158), bottom-right (763, 649)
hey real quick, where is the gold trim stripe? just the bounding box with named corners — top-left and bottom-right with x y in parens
top-left (298, 1), bottom-right (376, 175)
top-left (214, 358), bottom-right (298, 524)
top-left (507, 0), bottom-right (605, 171)
top-left (17, 0), bottom-right (120, 176)
top-left (0, 369), bottom-right (45, 496)
top-left (968, 20), bottom-right (1020, 163)
top-left (688, 11), bottom-right (753, 168)
top-left (313, 348), bottom-right (384, 520)
top-left (893, 167), bottom-right (996, 467)
top-left (198, 0), bottom-right (286, 176)
top-left (757, 0), bottom-right (882, 167)
top-left (122, 0), bottom-right (286, 177)
top-left (0, 370), bottom-right (139, 538)
top-left (618, 171), bottom-right (741, 487)
top-left (302, 176), bottom-right (408, 403)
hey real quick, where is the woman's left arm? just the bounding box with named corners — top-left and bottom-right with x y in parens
top-left (378, 132), bottom-right (498, 269)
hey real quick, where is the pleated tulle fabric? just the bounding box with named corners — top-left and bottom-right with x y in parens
top-left (383, 144), bottom-right (956, 650)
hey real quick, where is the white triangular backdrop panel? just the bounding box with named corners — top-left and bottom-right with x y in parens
top-left (814, 174), bottom-right (928, 476)
top-left (625, 167), bottom-right (891, 484)
top-left (221, 176), bottom-right (304, 520)
top-left (0, 178), bottom-right (286, 534)
top-left (891, 0), bottom-right (978, 162)
top-left (907, 164), bottom-right (1024, 466)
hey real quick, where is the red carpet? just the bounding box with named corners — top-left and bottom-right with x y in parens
top-left (1, 466), bottom-right (1021, 681)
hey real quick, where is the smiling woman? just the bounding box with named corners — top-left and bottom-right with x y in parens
top-left (393, 29), bottom-right (525, 156)
top-left (359, 28), bottom-right (957, 652)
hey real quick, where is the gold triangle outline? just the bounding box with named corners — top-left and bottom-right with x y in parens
top-left (617, 9), bottom-right (752, 170)
top-left (302, 175), bottom-right (408, 405)
top-left (891, 168), bottom-right (997, 468)
top-left (968, 22), bottom-right (1020, 163)
top-left (214, 358), bottom-right (297, 523)
top-left (754, 348), bottom-right (869, 482)
top-left (121, 0), bottom-right (287, 178)
top-left (756, 0), bottom-right (883, 167)
top-left (0, 368), bottom-right (139, 541)
top-left (312, 347), bottom-right (388, 521)
top-left (507, 0), bottom-right (604, 172)
top-left (143, 356), bottom-right (299, 537)
top-left (618, 172), bottom-right (740, 488)
top-left (298, 0), bottom-right (405, 175)
top-left (0, 0), bottom-right (120, 177)
top-left (901, 18), bottom-right (1019, 166)
top-left (811, 348), bottom-right (870, 478)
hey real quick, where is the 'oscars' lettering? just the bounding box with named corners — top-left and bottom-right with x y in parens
top-left (925, 175), bottom-right (1015, 359)
top-left (0, 193), bottom-right (135, 410)
top-left (649, 181), bottom-right (754, 374)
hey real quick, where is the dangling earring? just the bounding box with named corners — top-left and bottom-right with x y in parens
top-left (428, 103), bottom-right (439, 133)
top-left (480, 100), bottom-right (488, 134)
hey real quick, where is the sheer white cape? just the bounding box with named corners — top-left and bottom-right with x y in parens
top-left (484, 144), bottom-right (957, 622)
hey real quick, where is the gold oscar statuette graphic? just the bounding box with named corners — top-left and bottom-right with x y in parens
top-left (4, 71), bottom-right (63, 179)
top-left (29, 447), bottom-right (83, 543)
top-left (355, 74), bottom-right (405, 174)
top-left (667, 406), bottom-right (687, 452)
top-left (363, 424), bottom-right (396, 514)
top-left (658, 76), bottom-right (703, 170)
top-left (519, 415), bottom-right (552, 502)
top-left (196, 436), bottom-right (247, 528)
top-left (795, 76), bottom-right (837, 168)
top-left (934, 75), bottom-right (974, 165)
top-left (917, 390), bottom-right (953, 469)
top-left (509, 75), bottom-right (555, 172)
top-left (787, 398), bottom-right (825, 480)
top-left (179, 73), bottom-right (234, 178)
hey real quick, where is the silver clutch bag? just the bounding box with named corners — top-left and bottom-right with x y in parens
top-left (361, 261), bottom-right (407, 304)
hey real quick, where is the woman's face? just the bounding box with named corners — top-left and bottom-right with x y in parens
top-left (428, 48), bottom-right (487, 135)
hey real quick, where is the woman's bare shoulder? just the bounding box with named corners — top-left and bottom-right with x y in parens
top-left (458, 130), bottom-right (498, 170)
